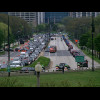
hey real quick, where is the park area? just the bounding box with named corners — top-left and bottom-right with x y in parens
top-left (0, 69), bottom-right (100, 87)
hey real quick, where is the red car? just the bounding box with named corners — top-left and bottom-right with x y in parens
top-left (68, 45), bottom-right (73, 51)
top-left (73, 51), bottom-right (80, 57)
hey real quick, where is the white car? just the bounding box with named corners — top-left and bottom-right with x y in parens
top-left (20, 52), bottom-right (29, 58)
top-left (10, 61), bottom-right (24, 68)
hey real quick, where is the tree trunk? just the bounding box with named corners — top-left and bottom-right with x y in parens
top-left (99, 52), bottom-right (100, 60)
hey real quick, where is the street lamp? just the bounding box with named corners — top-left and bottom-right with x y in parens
top-left (7, 15), bottom-right (10, 77)
top-left (35, 62), bottom-right (42, 87)
top-left (91, 12), bottom-right (95, 71)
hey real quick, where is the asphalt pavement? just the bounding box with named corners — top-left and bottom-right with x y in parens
top-left (44, 36), bottom-right (100, 72)
top-left (44, 36), bottom-right (77, 72)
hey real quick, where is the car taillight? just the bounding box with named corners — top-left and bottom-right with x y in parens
top-left (56, 67), bottom-right (58, 69)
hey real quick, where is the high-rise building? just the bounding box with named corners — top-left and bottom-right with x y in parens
top-left (37, 12), bottom-right (45, 24)
top-left (45, 12), bottom-right (69, 23)
top-left (8, 12), bottom-right (45, 26)
top-left (69, 12), bottom-right (100, 18)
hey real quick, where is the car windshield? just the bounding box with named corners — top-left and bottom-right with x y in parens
top-left (10, 63), bottom-right (20, 65)
top-left (35, 50), bottom-right (38, 52)
top-left (20, 55), bottom-right (25, 57)
top-left (59, 63), bottom-right (65, 66)
top-left (22, 67), bottom-right (28, 70)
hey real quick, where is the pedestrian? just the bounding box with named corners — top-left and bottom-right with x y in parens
top-left (62, 66), bottom-right (64, 74)
top-left (77, 62), bottom-right (80, 69)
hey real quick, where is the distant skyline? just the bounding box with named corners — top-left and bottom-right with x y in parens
top-left (0, 12), bottom-right (100, 25)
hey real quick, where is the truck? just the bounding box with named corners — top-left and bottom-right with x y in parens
top-left (49, 46), bottom-right (57, 53)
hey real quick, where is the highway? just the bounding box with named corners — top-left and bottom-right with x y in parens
top-left (44, 36), bottom-right (100, 72)
top-left (0, 51), bottom-right (20, 64)
top-left (0, 34), bottom-right (100, 72)
top-left (44, 36), bottom-right (77, 72)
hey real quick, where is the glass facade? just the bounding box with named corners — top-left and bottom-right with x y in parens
top-left (45, 12), bottom-right (69, 23)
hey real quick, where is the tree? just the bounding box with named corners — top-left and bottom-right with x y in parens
top-left (79, 33), bottom-right (90, 46)
top-left (94, 34), bottom-right (100, 51)
top-left (0, 30), bottom-right (4, 48)
top-left (0, 22), bottom-right (12, 48)
top-left (94, 34), bottom-right (100, 59)
top-left (0, 14), bottom-right (32, 40)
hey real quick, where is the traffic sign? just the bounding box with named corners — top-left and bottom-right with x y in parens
top-left (75, 39), bottom-right (78, 43)
top-left (75, 56), bottom-right (84, 62)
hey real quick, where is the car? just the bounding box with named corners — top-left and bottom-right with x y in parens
top-left (73, 51), bottom-right (80, 57)
top-left (0, 49), bottom-right (3, 52)
top-left (26, 50), bottom-right (32, 56)
top-left (10, 61), bottom-right (24, 68)
top-left (45, 47), bottom-right (50, 52)
top-left (36, 48), bottom-right (41, 53)
top-left (68, 45), bottom-right (73, 51)
top-left (13, 57), bottom-right (21, 61)
top-left (78, 60), bottom-right (88, 67)
top-left (49, 46), bottom-right (57, 53)
top-left (20, 67), bottom-right (35, 73)
top-left (30, 47), bottom-right (34, 52)
top-left (27, 57), bottom-right (33, 64)
top-left (56, 63), bottom-right (71, 71)
top-left (20, 52), bottom-right (29, 58)
top-left (59, 63), bottom-right (65, 69)
top-left (30, 54), bottom-right (36, 61)
top-left (51, 37), bottom-right (54, 40)
top-left (0, 64), bottom-right (8, 69)
top-left (20, 41), bottom-right (24, 44)
top-left (15, 47), bottom-right (20, 51)
top-left (5, 48), bottom-right (13, 51)
top-left (71, 50), bottom-right (77, 55)
top-left (35, 49), bottom-right (39, 55)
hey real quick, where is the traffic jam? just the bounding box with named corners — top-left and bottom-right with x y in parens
top-left (62, 35), bottom-right (88, 69)
top-left (54, 34), bottom-right (88, 72)
top-left (0, 34), bottom-right (50, 72)
top-left (0, 33), bottom-right (88, 73)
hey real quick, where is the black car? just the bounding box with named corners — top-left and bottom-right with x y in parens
top-left (45, 47), bottom-right (50, 52)
top-left (78, 60), bottom-right (88, 67)
top-left (5, 48), bottom-right (13, 51)
top-left (56, 63), bottom-right (71, 71)
top-left (15, 47), bottom-right (20, 51)
top-left (59, 63), bottom-right (65, 69)
top-left (20, 67), bottom-right (35, 73)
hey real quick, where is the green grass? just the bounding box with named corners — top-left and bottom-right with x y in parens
top-left (77, 44), bottom-right (100, 64)
top-left (0, 69), bottom-right (100, 87)
top-left (25, 56), bottom-right (50, 68)
top-left (0, 56), bottom-right (50, 72)
top-left (82, 49), bottom-right (100, 64)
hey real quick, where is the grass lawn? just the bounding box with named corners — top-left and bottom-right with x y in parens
top-left (0, 69), bottom-right (100, 87)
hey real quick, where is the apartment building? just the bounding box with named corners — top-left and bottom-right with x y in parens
top-left (69, 12), bottom-right (100, 18)
top-left (8, 12), bottom-right (45, 26)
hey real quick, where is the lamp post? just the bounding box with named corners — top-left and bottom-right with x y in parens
top-left (35, 62), bottom-right (42, 87)
top-left (7, 15), bottom-right (10, 77)
top-left (91, 12), bottom-right (95, 71)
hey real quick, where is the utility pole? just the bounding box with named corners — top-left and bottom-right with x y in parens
top-left (91, 12), bottom-right (95, 72)
top-left (8, 15), bottom-right (10, 77)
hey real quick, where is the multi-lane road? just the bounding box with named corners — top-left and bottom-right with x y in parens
top-left (0, 34), bottom-right (100, 72)
top-left (44, 36), bottom-right (100, 72)
top-left (0, 51), bottom-right (20, 64)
